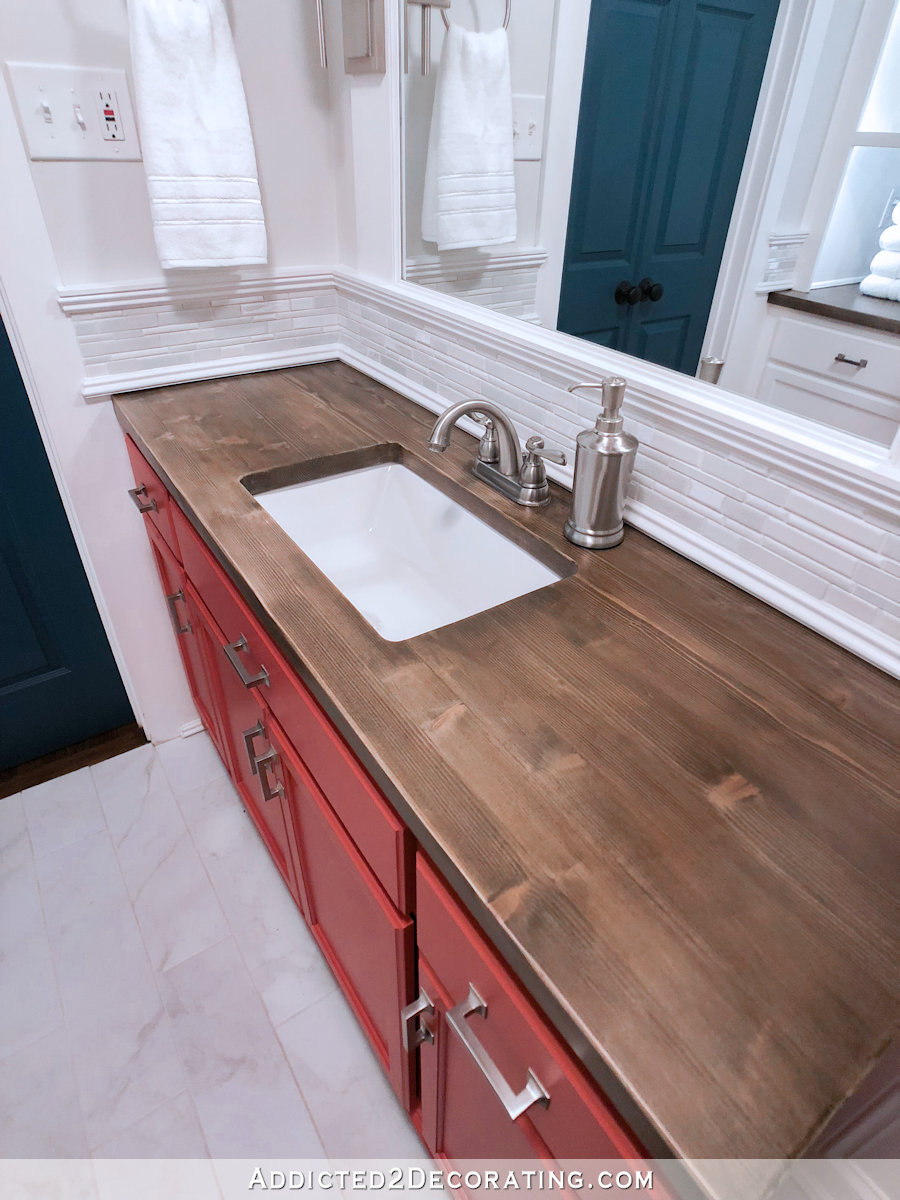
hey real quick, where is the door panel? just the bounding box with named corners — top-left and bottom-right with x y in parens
top-left (417, 958), bottom-right (550, 1162)
top-left (271, 717), bottom-right (415, 1106)
top-left (558, 0), bottom-right (781, 375)
top-left (557, 0), bottom-right (676, 348)
top-left (0, 317), bottom-right (133, 770)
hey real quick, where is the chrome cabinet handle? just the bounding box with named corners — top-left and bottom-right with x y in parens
top-left (446, 984), bottom-right (550, 1120)
top-left (242, 721), bottom-right (265, 775)
top-left (835, 353), bottom-right (868, 368)
top-left (165, 589), bottom-right (191, 635)
top-left (128, 484), bottom-right (157, 513)
top-left (253, 748), bottom-right (285, 802)
top-left (223, 635), bottom-right (269, 689)
top-left (400, 989), bottom-right (435, 1052)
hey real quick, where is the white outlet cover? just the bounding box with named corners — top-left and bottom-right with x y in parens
top-left (5, 62), bottom-right (141, 161)
top-left (512, 94), bottom-right (546, 162)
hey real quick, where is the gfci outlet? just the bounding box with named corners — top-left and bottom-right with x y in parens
top-left (5, 63), bottom-right (141, 161)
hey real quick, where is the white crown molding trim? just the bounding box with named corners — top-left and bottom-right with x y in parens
top-left (405, 247), bottom-right (549, 283)
top-left (58, 268), bottom-right (335, 314)
top-left (83, 345), bottom-right (341, 400)
top-left (336, 271), bottom-right (900, 518)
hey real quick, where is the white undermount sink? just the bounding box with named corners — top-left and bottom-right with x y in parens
top-left (252, 459), bottom-right (568, 641)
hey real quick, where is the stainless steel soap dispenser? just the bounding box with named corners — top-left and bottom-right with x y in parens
top-left (564, 378), bottom-right (638, 549)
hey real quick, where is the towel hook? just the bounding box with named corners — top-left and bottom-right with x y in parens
top-left (440, 1), bottom-right (512, 30)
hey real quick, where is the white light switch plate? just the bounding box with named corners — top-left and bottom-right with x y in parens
top-left (5, 63), bottom-right (141, 161)
top-left (512, 94), bottom-right (545, 161)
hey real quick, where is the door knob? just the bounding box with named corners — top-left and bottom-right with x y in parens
top-left (638, 277), bottom-right (664, 302)
top-left (614, 280), bottom-right (642, 306)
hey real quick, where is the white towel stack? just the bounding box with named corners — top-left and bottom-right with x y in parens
top-left (860, 201), bottom-right (900, 302)
top-left (128, 0), bottom-right (267, 269)
top-left (422, 25), bottom-right (517, 252)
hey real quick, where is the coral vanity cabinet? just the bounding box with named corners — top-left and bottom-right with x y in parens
top-left (126, 435), bottom-right (646, 1163)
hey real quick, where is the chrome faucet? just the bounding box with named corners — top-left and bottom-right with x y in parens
top-left (428, 399), bottom-right (565, 507)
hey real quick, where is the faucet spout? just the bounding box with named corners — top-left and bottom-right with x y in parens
top-left (428, 400), bottom-right (521, 477)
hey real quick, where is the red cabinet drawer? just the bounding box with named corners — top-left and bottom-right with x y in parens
top-left (267, 714), bottom-right (415, 1106)
top-left (125, 436), bottom-right (181, 560)
top-left (172, 502), bottom-right (411, 912)
top-left (416, 854), bottom-right (644, 1161)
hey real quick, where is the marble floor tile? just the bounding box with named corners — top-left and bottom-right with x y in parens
top-left (0, 924), bottom-right (62, 1060)
top-left (157, 732), bottom-right (228, 794)
top-left (35, 830), bottom-right (129, 937)
top-left (49, 900), bottom-right (186, 1150)
top-left (94, 1159), bottom-right (221, 1200)
top-left (0, 1026), bottom-right (88, 1156)
top-left (178, 774), bottom-right (336, 1026)
top-left (92, 1091), bottom-right (209, 1158)
top-left (0, 1162), bottom-right (98, 1200)
top-left (159, 937), bottom-right (324, 1157)
top-left (278, 989), bottom-right (425, 1160)
top-left (22, 766), bottom-right (105, 858)
top-left (94, 742), bottom-right (228, 973)
top-left (0, 791), bottom-right (30, 874)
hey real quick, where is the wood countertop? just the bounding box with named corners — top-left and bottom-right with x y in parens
top-left (769, 284), bottom-right (900, 336)
top-left (114, 363), bottom-right (900, 1183)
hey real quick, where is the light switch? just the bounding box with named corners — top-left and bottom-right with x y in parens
top-left (5, 63), bottom-right (141, 161)
top-left (512, 94), bottom-right (546, 162)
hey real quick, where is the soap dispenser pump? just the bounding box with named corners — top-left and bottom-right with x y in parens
top-left (564, 378), bottom-right (638, 549)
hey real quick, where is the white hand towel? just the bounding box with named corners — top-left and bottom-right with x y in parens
top-left (879, 223), bottom-right (900, 252)
top-left (868, 249), bottom-right (900, 280)
top-left (128, 0), bottom-right (267, 269)
top-left (860, 273), bottom-right (900, 302)
top-left (422, 25), bottom-right (516, 251)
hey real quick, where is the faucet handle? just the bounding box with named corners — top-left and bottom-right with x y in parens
top-left (470, 411), bottom-right (500, 464)
top-left (524, 435), bottom-right (566, 467)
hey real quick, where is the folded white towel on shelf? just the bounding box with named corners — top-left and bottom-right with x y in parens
top-left (422, 25), bottom-right (517, 251)
top-left (859, 273), bottom-right (900, 301)
top-left (868, 249), bottom-right (900, 279)
top-left (128, 0), bottom-right (267, 269)
top-left (879, 223), bottom-right (900, 252)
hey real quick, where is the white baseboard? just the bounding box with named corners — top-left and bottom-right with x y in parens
top-left (179, 719), bottom-right (206, 738)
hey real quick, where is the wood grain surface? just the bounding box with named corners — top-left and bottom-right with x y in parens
top-left (114, 362), bottom-right (900, 1172)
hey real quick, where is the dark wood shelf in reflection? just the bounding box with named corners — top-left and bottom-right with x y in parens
top-left (769, 282), bottom-right (900, 334)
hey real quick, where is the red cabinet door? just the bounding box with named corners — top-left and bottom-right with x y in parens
top-left (125, 435), bottom-right (181, 559)
top-left (416, 855), bottom-right (645, 1163)
top-left (186, 581), bottom-right (299, 901)
top-left (266, 715), bottom-right (415, 1108)
top-left (145, 524), bottom-right (226, 760)
top-left (417, 956), bottom-right (551, 1162)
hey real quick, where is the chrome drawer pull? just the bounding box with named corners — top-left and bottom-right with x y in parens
top-left (253, 748), bottom-right (285, 802)
top-left (128, 484), bottom-right (157, 513)
top-left (834, 353), bottom-right (868, 369)
top-left (400, 989), bottom-right (435, 1052)
top-left (223, 635), bottom-right (269, 688)
top-left (242, 721), bottom-right (265, 775)
top-left (165, 589), bottom-right (192, 635)
top-left (446, 984), bottom-right (550, 1120)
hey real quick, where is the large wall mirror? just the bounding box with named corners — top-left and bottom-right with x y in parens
top-left (401, 0), bottom-right (900, 453)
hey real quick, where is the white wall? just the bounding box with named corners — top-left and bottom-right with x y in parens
top-left (0, 0), bottom-right (340, 284)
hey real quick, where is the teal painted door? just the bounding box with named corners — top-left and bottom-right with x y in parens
top-left (558, 0), bottom-right (780, 374)
top-left (0, 316), bottom-right (134, 770)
